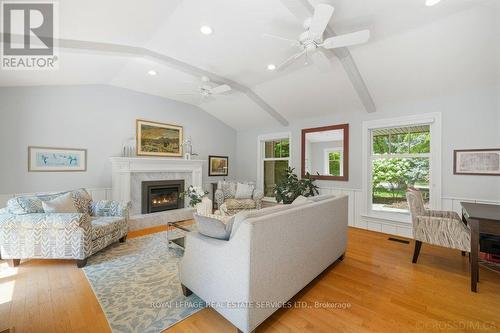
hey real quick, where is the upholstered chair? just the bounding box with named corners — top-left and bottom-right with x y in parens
top-left (0, 189), bottom-right (128, 268)
top-left (215, 181), bottom-right (264, 215)
top-left (406, 189), bottom-right (470, 263)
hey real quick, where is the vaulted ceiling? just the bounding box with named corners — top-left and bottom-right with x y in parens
top-left (0, 0), bottom-right (498, 130)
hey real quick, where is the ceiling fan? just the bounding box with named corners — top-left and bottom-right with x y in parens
top-left (177, 76), bottom-right (232, 103)
top-left (264, 3), bottom-right (370, 71)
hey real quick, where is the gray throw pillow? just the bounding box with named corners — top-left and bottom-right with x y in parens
top-left (194, 214), bottom-right (235, 240)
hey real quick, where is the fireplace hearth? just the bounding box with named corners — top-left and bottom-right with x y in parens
top-left (141, 180), bottom-right (184, 214)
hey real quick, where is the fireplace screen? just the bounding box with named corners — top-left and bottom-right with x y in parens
top-left (141, 180), bottom-right (184, 214)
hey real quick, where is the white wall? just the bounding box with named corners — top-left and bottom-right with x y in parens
top-left (0, 85), bottom-right (237, 195)
top-left (236, 85), bottom-right (500, 202)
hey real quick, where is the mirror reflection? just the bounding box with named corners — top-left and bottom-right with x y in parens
top-left (302, 124), bottom-right (348, 181)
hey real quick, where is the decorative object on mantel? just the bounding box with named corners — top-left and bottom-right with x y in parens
top-left (136, 119), bottom-right (183, 157)
top-left (28, 146), bottom-right (87, 172)
top-left (275, 167), bottom-right (319, 204)
top-left (454, 148), bottom-right (500, 176)
top-left (122, 137), bottom-right (136, 157)
top-left (181, 136), bottom-right (199, 160)
top-left (208, 155), bottom-right (229, 176)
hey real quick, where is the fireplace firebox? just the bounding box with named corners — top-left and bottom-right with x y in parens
top-left (141, 180), bottom-right (184, 214)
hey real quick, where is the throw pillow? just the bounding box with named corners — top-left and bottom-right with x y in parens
top-left (234, 182), bottom-right (254, 199)
top-left (42, 192), bottom-right (78, 213)
top-left (291, 195), bottom-right (312, 206)
top-left (194, 213), bottom-right (235, 240)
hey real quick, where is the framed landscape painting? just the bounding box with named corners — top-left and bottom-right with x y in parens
top-left (136, 119), bottom-right (183, 157)
top-left (28, 146), bottom-right (87, 172)
top-left (209, 155), bottom-right (228, 176)
top-left (454, 148), bottom-right (500, 176)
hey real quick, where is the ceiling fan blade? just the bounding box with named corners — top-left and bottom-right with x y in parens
top-left (262, 33), bottom-right (298, 45)
top-left (176, 93), bottom-right (198, 95)
top-left (276, 49), bottom-right (307, 71)
top-left (311, 50), bottom-right (331, 72)
top-left (210, 84), bottom-right (231, 94)
top-left (321, 30), bottom-right (370, 49)
top-left (199, 95), bottom-right (216, 104)
top-left (308, 4), bottom-right (334, 41)
top-left (279, 0), bottom-right (311, 22)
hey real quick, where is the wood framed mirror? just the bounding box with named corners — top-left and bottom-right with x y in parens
top-left (301, 124), bottom-right (349, 181)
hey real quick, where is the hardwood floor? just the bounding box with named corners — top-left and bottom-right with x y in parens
top-left (1, 226), bottom-right (499, 333)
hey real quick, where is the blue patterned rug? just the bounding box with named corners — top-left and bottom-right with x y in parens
top-left (82, 231), bottom-right (205, 333)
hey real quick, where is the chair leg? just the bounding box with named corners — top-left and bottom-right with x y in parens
top-left (181, 284), bottom-right (192, 297)
top-left (76, 258), bottom-right (88, 268)
top-left (461, 251), bottom-right (466, 256)
top-left (412, 241), bottom-right (422, 264)
top-left (119, 235), bottom-right (127, 243)
top-left (8, 259), bottom-right (21, 267)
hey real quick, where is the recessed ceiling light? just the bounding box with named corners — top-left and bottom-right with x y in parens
top-left (267, 64), bottom-right (276, 71)
top-left (200, 25), bottom-right (213, 35)
top-left (148, 70), bottom-right (157, 76)
top-left (425, 0), bottom-right (441, 6)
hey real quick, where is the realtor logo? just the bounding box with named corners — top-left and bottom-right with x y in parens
top-left (1, 1), bottom-right (58, 70)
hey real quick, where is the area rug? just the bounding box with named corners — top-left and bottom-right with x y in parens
top-left (82, 231), bottom-right (205, 333)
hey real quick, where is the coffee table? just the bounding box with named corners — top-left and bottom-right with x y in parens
top-left (167, 220), bottom-right (197, 249)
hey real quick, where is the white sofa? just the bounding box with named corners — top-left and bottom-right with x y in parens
top-left (179, 194), bottom-right (348, 333)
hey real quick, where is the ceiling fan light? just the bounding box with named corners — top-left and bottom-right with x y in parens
top-left (425, 0), bottom-right (441, 6)
top-left (267, 64), bottom-right (276, 71)
top-left (200, 25), bottom-right (213, 35)
top-left (147, 70), bottom-right (157, 76)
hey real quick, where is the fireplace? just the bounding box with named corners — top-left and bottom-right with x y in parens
top-left (141, 180), bottom-right (184, 214)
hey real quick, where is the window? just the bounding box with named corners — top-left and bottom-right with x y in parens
top-left (370, 125), bottom-right (430, 214)
top-left (324, 149), bottom-right (343, 176)
top-left (258, 133), bottom-right (291, 199)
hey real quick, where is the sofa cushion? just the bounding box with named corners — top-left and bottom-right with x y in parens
top-left (91, 216), bottom-right (127, 240)
top-left (291, 195), bottom-right (313, 206)
top-left (42, 192), bottom-right (78, 213)
top-left (225, 198), bottom-right (256, 210)
top-left (230, 204), bottom-right (291, 239)
top-left (194, 214), bottom-right (235, 240)
top-left (235, 183), bottom-right (254, 199)
top-left (7, 188), bottom-right (92, 215)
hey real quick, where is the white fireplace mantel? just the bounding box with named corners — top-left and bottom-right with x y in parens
top-left (109, 157), bottom-right (205, 205)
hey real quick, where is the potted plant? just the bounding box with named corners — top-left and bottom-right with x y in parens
top-left (275, 167), bottom-right (319, 204)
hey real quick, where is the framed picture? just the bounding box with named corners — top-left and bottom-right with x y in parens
top-left (209, 155), bottom-right (229, 176)
top-left (136, 119), bottom-right (183, 157)
top-left (454, 148), bottom-right (500, 176)
top-left (28, 146), bottom-right (87, 172)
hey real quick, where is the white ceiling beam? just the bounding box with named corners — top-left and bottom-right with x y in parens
top-left (280, 0), bottom-right (376, 113)
top-left (1, 35), bottom-right (290, 126)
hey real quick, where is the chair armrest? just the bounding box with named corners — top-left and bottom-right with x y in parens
top-left (427, 210), bottom-right (461, 221)
top-left (215, 189), bottom-right (225, 207)
top-left (252, 189), bottom-right (264, 209)
top-left (91, 200), bottom-right (129, 218)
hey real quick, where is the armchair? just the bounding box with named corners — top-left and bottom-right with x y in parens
top-left (0, 189), bottom-right (128, 267)
top-left (406, 189), bottom-right (470, 263)
top-left (215, 181), bottom-right (264, 215)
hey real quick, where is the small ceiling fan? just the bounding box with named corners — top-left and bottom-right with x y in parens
top-left (176, 76), bottom-right (231, 103)
top-left (264, 3), bottom-right (370, 71)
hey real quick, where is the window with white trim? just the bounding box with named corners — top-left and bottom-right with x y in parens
top-left (258, 134), bottom-right (290, 198)
top-left (370, 125), bottom-right (431, 214)
top-left (324, 148), bottom-right (343, 176)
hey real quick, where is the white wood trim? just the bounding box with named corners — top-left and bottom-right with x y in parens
top-left (362, 112), bottom-right (442, 220)
top-left (256, 132), bottom-right (292, 193)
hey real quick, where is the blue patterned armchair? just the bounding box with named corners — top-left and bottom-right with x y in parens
top-left (0, 189), bottom-right (128, 267)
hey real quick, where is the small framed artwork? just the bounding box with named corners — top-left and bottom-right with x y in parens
top-left (28, 146), bottom-right (87, 172)
top-left (454, 148), bottom-right (500, 176)
top-left (136, 119), bottom-right (183, 157)
top-left (209, 155), bottom-right (229, 176)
